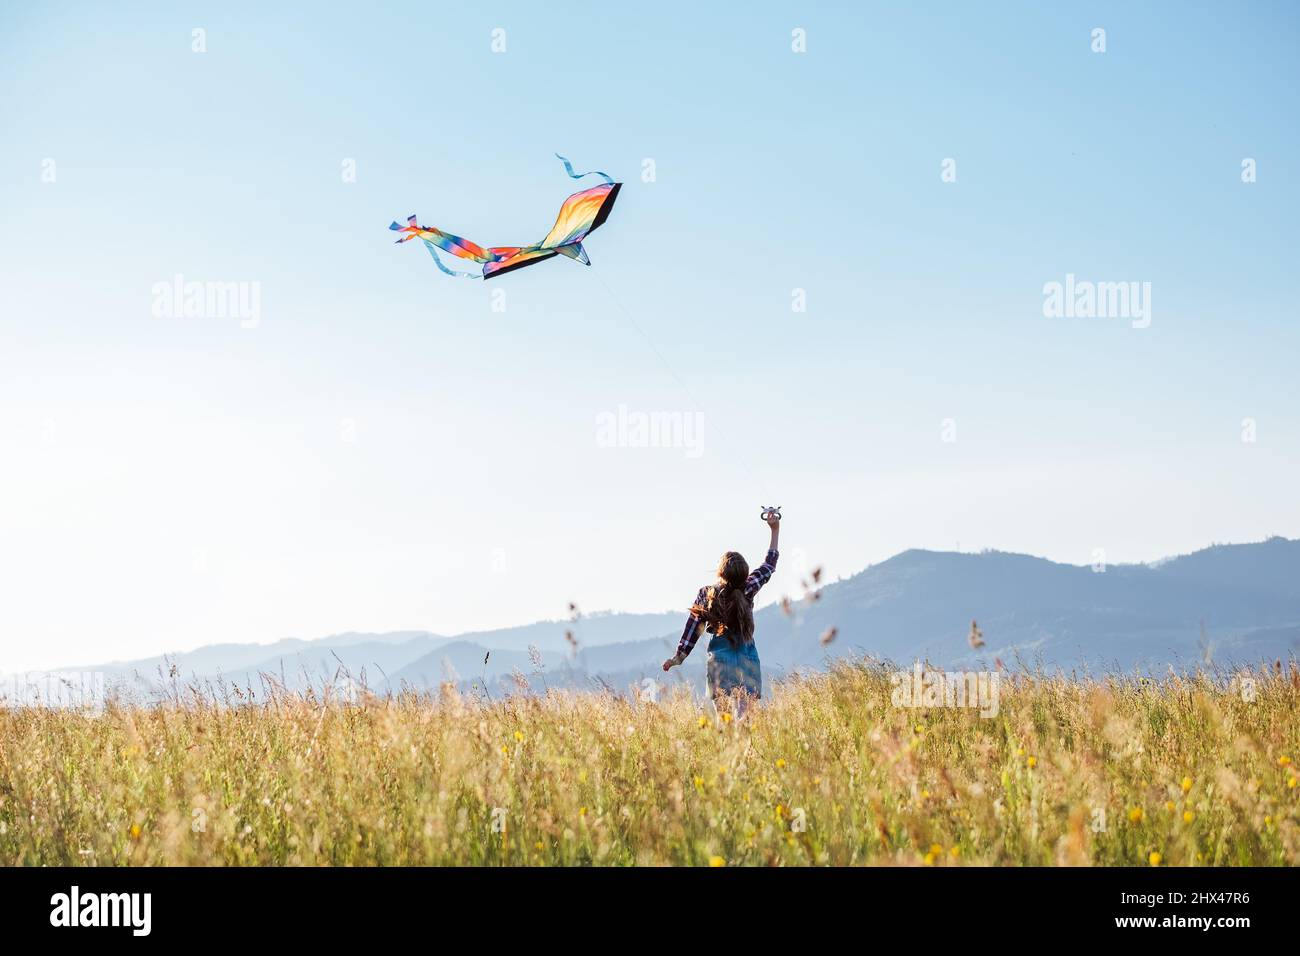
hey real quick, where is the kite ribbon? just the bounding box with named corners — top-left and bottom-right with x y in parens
top-left (422, 239), bottom-right (479, 278)
top-left (555, 153), bottom-right (613, 185)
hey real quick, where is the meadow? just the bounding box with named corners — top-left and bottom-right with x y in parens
top-left (1, 660), bottom-right (1296, 866)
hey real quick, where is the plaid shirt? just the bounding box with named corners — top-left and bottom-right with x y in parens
top-left (673, 549), bottom-right (779, 661)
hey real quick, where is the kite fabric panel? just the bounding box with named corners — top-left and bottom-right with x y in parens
top-left (390, 154), bottom-right (621, 281)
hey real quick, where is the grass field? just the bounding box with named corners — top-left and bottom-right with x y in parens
top-left (1, 661), bottom-right (1296, 866)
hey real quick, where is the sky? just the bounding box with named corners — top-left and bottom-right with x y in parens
top-left (1, 2), bottom-right (1297, 671)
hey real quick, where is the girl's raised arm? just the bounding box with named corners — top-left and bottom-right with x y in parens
top-left (745, 514), bottom-right (781, 598)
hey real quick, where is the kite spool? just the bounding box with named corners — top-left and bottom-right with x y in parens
top-left (760, 505), bottom-right (782, 522)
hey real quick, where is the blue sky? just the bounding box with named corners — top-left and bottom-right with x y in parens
top-left (1, 2), bottom-right (1297, 669)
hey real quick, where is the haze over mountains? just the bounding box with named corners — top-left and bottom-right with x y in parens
top-left (22, 537), bottom-right (1300, 701)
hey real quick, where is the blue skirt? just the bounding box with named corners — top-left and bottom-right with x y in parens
top-left (705, 635), bottom-right (761, 700)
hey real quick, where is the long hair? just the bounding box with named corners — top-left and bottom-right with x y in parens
top-left (692, 551), bottom-right (755, 647)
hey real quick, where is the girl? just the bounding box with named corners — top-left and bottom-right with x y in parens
top-left (662, 512), bottom-right (781, 717)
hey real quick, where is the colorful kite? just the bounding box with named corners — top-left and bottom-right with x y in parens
top-left (391, 155), bottom-right (621, 280)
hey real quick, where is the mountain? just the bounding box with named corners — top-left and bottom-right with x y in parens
top-left (82, 629), bottom-right (447, 678)
top-left (384, 633), bottom-right (689, 695)
top-left (69, 611), bottom-right (686, 700)
top-left (442, 611), bottom-right (686, 653)
top-left (750, 536), bottom-right (1300, 676)
top-left (384, 537), bottom-right (1300, 693)
top-left (36, 537), bottom-right (1300, 703)
top-left (84, 632), bottom-right (450, 698)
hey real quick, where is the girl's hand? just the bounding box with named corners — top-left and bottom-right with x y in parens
top-left (662, 655), bottom-right (681, 671)
top-left (766, 511), bottom-right (781, 549)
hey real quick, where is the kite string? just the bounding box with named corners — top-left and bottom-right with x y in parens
top-left (555, 153), bottom-right (614, 185)
top-left (591, 270), bottom-right (772, 504)
top-left (422, 239), bottom-right (479, 278)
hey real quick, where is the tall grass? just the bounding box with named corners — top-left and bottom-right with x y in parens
top-left (1, 661), bottom-right (1295, 865)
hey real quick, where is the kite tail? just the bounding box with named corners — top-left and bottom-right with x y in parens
top-left (422, 239), bottom-right (480, 278)
top-left (555, 153), bottom-right (613, 185)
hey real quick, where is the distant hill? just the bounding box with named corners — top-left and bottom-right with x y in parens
top-left (388, 537), bottom-right (1300, 691)
top-left (68, 611), bottom-right (687, 699)
top-left (81, 630), bottom-right (448, 681)
top-left (35, 537), bottom-right (1300, 702)
top-left (438, 611), bottom-right (687, 653)
top-left (752, 536), bottom-right (1300, 676)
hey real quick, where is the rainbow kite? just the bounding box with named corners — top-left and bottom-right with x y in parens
top-left (391, 155), bottom-right (621, 280)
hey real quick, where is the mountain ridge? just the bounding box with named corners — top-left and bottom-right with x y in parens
top-left (21, 536), bottom-right (1300, 700)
